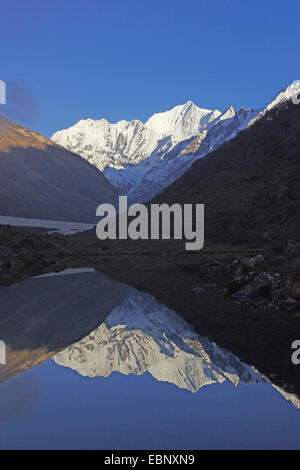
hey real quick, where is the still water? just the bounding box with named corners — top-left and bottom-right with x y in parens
top-left (0, 269), bottom-right (299, 450)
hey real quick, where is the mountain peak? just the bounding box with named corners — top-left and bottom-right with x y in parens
top-left (144, 101), bottom-right (219, 140)
top-left (214, 105), bottom-right (236, 123)
top-left (248, 80), bottom-right (300, 128)
top-left (182, 99), bottom-right (196, 108)
top-left (224, 105), bottom-right (236, 115)
top-left (261, 81), bottom-right (300, 115)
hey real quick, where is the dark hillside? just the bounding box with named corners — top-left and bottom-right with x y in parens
top-left (154, 101), bottom-right (300, 248)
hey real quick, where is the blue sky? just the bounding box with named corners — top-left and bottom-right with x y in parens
top-left (1, 0), bottom-right (299, 137)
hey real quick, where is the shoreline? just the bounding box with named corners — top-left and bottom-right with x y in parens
top-left (0, 223), bottom-right (299, 399)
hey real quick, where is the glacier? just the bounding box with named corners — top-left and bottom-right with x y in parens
top-left (51, 100), bottom-right (259, 201)
top-left (51, 82), bottom-right (299, 202)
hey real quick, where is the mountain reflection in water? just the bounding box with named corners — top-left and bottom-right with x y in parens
top-left (1, 268), bottom-right (300, 450)
top-left (0, 268), bottom-right (299, 409)
top-left (54, 291), bottom-right (263, 392)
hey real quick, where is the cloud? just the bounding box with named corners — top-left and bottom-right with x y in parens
top-left (0, 79), bottom-right (39, 123)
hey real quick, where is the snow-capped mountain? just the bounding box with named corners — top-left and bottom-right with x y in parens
top-left (52, 100), bottom-right (256, 200)
top-left (51, 83), bottom-right (298, 202)
top-left (52, 117), bottom-right (162, 173)
top-left (53, 291), bottom-right (262, 392)
top-left (249, 80), bottom-right (300, 126)
top-left (127, 105), bottom-right (259, 202)
top-left (52, 102), bottom-right (220, 167)
top-left (144, 101), bottom-right (221, 141)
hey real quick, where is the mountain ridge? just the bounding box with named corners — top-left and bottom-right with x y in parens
top-left (152, 91), bottom-right (300, 248)
top-left (0, 116), bottom-right (119, 222)
top-left (51, 99), bottom-right (260, 201)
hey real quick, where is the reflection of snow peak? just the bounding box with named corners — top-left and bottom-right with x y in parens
top-left (54, 292), bottom-right (262, 392)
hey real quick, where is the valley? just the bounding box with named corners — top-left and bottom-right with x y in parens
top-left (0, 81), bottom-right (299, 448)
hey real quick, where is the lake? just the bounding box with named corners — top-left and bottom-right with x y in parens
top-left (0, 269), bottom-right (299, 450)
top-left (0, 215), bottom-right (94, 235)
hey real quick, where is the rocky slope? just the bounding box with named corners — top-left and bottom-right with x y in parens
top-left (0, 116), bottom-right (118, 222)
top-left (153, 90), bottom-right (300, 249)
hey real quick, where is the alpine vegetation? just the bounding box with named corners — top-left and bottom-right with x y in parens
top-left (96, 196), bottom-right (204, 251)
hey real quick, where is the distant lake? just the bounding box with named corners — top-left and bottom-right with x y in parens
top-left (0, 269), bottom-right (299, 450)
top-left (0, 215), bottom-right (94, 234)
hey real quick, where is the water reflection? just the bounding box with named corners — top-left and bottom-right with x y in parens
top-left (0, 269), bottom-right (299, 409)
top-left (54, 292), bottom-right (262, 392)
top-left (0, 269), bottom-right (132, 384)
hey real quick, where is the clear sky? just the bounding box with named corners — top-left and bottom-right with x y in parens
top-left (1, 0), bottom-right (299, 137)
